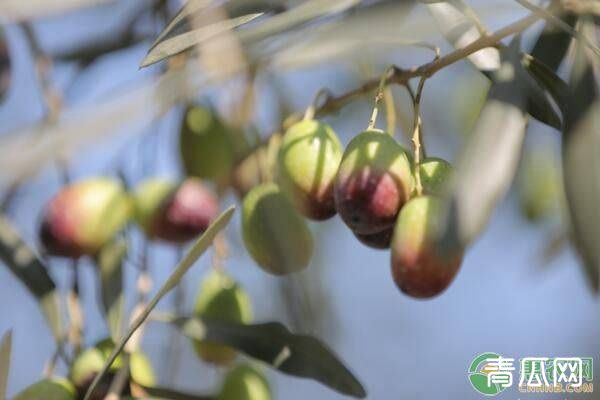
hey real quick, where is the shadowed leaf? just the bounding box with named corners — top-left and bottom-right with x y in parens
top-left (141, 0), bottom-right (362, 67)
top-left (0, 331), bottom-right (11, 399)
top-left (83, 206), bottom-right (235, 400)
top-left (562, 19), bottom-right (600, 291)
top-left (426, 1), bottom-right (561, 129)
top-left (437, 40), bottom-right (529, 249)
top-left (163, 316), bottom-right (366, 398)
top-left (96, 238), bottom-right (127, 342)
top-left (0, 214), bottom-right (62, 340)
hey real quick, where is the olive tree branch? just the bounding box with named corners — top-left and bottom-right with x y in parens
top-left (514, 0), bottom-right (600, 58)
top-left (314, 11), bottom-right (540, 118)
top-left (231, 10), bottom-right (541, 190)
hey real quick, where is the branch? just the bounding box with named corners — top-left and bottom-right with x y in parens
top-left (232, 9), bottom-right (541, 171)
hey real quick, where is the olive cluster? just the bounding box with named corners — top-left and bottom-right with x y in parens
top-left (241, 115), bottom-right (465, 299)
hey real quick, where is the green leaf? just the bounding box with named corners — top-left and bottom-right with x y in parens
top-left (236, 0), bottom-right (361, 44)
top-left (0, 214), bottom-right (62, 340)
top-left (141, 13), bottom-right (264, 68)
top-left (426, 2), bottom-right (561, 129)
top-left (0, 331), bottom-right (12, 399)
top-left (147, 0), bottom-right (283, 58)
top-left (96, 238), bottom-right (127, 342)
top-left (141, 0), bottom-right (362, 68)
top-left (163, 317), bottom-right (366, 398)
top-left (83, 206), bottom-right (235, 400)
top-left (522, 53), bottom-right (569, 117)
top-left (562, 18), bottom-right (600, 291)
top-left (530, 14), bottom-right (577, 71)
top-left (148, 0), bottom-right (212, 52)
top-left (437, 40), bottom-right (529, 248)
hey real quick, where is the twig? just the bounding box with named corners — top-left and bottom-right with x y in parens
top-left (236, 10), bottom-right (541, 161)
top-left (411, 77), bottom-right (427, 197)
top-left (383, 87), bottom-right (396, 136)
top-left (105, 354), bottom-right (131, 400)
top-left (515, 0), bottom-right (600, 57)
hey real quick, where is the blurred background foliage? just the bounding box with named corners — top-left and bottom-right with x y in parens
top-left (0, 0), bottom-right (599, 399)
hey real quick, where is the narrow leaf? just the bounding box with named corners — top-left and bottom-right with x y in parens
top-left (0, 331), bottom-right (12, 399)
top-left (236, 0), bottom-right (361, 44)
top-left (0, 214), bottom-right (62, 340)
top-left (165, 317), bottom-right (366, 398)
top-left (531, 14), bottom-right (577, 71)
top-left (562, 19), bottom-right (600, 291)
top-left (148, 0), bottom-right (211, 51)
top-left (83, 206), bottom-right (235, 400)
top-left (426, 2), bottom-right (561, 129)
top-left (522, 53), bottom-right (569, 116)
top-left (141, 13), bottom-right (264, 68)
top-left (96, 238), bottom-right (127, 342)
top-left (437, 41), bottom-right (529, 248)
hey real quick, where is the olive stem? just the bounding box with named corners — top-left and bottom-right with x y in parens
top-left (383, 87), bottom-right (396, 137)
top-left (411, 77), bottom-right (427, 197)
top-left (367, 66), bottom-right (396, 130)
top-left (303, 88), bottom-right (332, 121)
top-left (233, 9), bottom-right (542, 182)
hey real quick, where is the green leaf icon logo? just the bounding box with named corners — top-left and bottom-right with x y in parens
top-left (468, 352), bottom-right (507, 396)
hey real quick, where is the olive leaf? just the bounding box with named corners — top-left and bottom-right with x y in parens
top-left (141, 0), bottom-right (362, 68)
top-left (96, 238), bottom-right (127, 342)
top-left (0, 214), bottom-right (62, 340)
top-left (83, 206), bottom-right (235, 400)
top-left (141, 13), bottom-right (264, 68)
top-left (160, 316), bottom-right (366, 398)
top-left (530, 14), bottom-right (577, 71)
top-left (437, 39), bottom-right (529, 249)
top-left (561, 18), bottom-right (600, 291)
top-left (0, 331), bottom-right (12, 400)
top-left (425, 1), bottom-right (561, 130)
top-left (521, 53), bottom-right (569, 116)
top-left (0, 0), bottom-right (112, 21)
top-left (147, 0), bottom-right (285, 57)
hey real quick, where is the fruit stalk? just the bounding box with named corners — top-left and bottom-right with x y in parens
top-left (411, 77), bottom-right (427, 197)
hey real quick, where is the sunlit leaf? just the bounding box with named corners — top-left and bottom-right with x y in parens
top-left (0, 0), bottom-right (113, 22)
top-left (0, 215), bottom-right (62, 340)
top-left (236, 0), bottom-right (361, 44)
top-left (426, 2), bottom-right (561, 129)
top-left (0, 331), bottom-right (11, 399)
top-left (437, 40), bottom-right (529, 248)
top-left (83, 206), bottom-right (235, 400)
top-left (96, 238), bottom-right (127, 342)
top-left (148, 0), bottom-right (284, 57)
top-left (162, 316), bottom-right (366, 398)
top-left (142, 0), bottom-right (362, 67)
top-left (562, 19), bottom-right (600, 291)
top-left (141, 13), bottom-right (264, 68)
